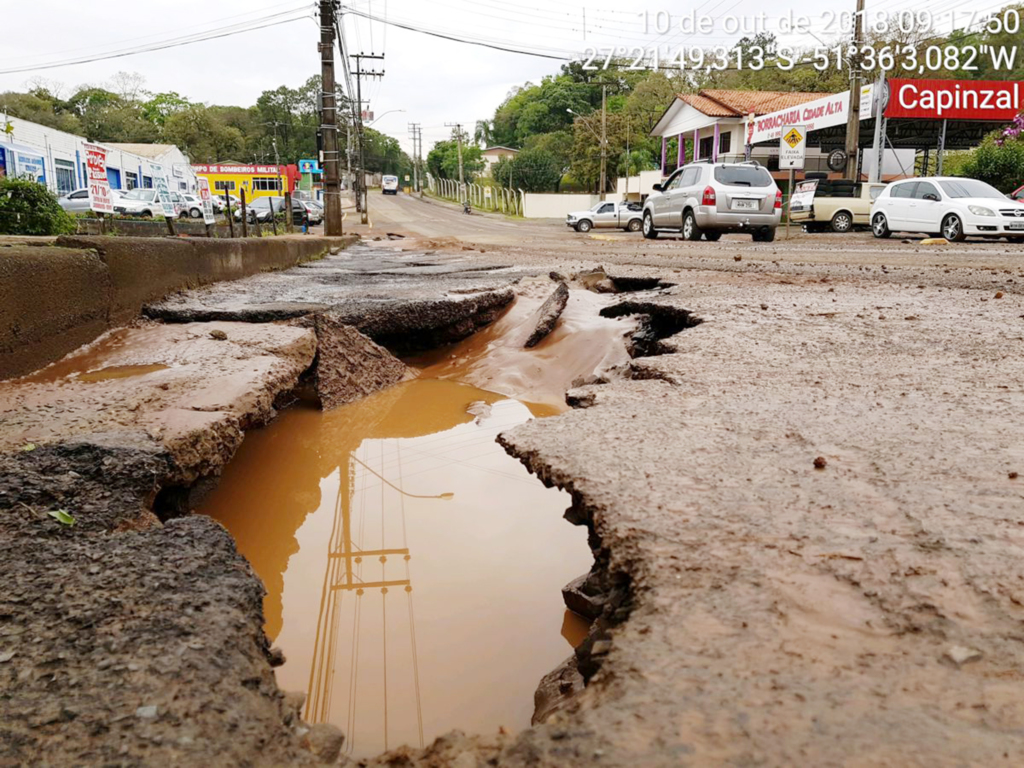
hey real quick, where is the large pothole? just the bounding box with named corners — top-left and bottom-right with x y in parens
top-left (195, 278), bottom-right (640, 758)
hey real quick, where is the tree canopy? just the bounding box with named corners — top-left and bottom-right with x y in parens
top-left (0, 71), bottom-right (409, 171)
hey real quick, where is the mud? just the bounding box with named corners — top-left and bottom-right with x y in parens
top-left (411, 278), bottom-right (636, 409)
top-left (7, 212), bottom-right (1024, 767)
top-left (0, 322), bottom-right (316, 485)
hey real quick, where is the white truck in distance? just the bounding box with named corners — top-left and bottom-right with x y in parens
top-left (566, 201), bottom-right (643, 233)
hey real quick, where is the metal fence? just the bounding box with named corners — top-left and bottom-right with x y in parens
top-left (425, 174), bottom-right (524, 216)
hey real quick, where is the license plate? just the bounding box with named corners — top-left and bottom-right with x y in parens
top-left (732, 199), bottom-right (757, 211)
top-left (1007, 222), bottom-right (1024, 231)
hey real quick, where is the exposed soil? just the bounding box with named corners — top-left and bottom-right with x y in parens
top-left (4, 211), bottom-right (1024, 767)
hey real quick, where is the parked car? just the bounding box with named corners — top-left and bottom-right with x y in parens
top-left (179, 194), bottom-right (204, 219)
top-left (114, 188), bottom-right (165, 217)
top-left (871, 176), bottom-right (1024, 242)
top-left (1010, 184), bottom-right (1024, 202)
top-left (642, 160), bottom-right (782, 242)
top-left (790, 180), bottom-right (887, 233)
top-left (234, 196), bottom-right (310, 226)
top-left (301, 200), bottom-right (324, 224)
top-left (57, 188), bottom-right (122, 213)
top-left (382, 175), bottom-right (399, 195)
top-left (566, 201), bottom-right (643, 233)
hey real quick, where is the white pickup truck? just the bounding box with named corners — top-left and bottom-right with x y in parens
top-left (567, 201), bottom-right (643, 233)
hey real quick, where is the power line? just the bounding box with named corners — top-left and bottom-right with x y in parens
top-left (0, 8), bottom-right (313, 75)
top-left (343, 8), bottom-right (572, 60)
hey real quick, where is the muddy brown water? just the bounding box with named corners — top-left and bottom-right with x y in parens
top-left (201, 286), bottom-right (629, 757)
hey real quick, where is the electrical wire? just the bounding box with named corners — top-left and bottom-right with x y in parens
top-left (0, 8), bottom-right (313, 75)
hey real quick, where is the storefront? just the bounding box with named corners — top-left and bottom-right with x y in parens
top-left (192, 164), bottom-right (301, 201)
top-left (0, 140), bottom-right (47, 184)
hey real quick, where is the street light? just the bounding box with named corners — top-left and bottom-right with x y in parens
top-left (368, 109), bottom-right (406, 127)
top-left (351, 453), bottom-right (454, 500)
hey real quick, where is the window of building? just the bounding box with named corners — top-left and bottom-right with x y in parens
top-left (698, 136), bottom-right (714, 159)
top-left (125, 171), bottom-right (138, 191)
top-left (142, 176), bottom-right (154, 189)
top-left (55, 159), bottom-right (76, 195)
top-left (214, 180), bottom-right (236, 192)
top-left (179, 181), bottom-right (187, 191)
top-left (719, 132), bottom-right (731, 155)
top-left (252, 177), bottom-right (282, 192)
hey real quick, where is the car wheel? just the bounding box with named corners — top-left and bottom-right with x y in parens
top-left (642, 211), bottom-right (658, 239)
top-left (831, 211), bottom-right (853, 233)
top-left (190, 208), bottom-right (202, 219)
top-left (941, 213), bottom-right (965, 242)
top-left (752, 227), bottom-right (776, 243)
top-left (577, 219), bottom-right (592, 233)
top-left (140, 211), bottom-right (153, 218)
top-left (703, 231), bottom-right (722, 241)
top-left (627, 218), bottom-right (642, 232)
top-left (682, 210), bottom-right (702, 241)
top-left (871, 213), bottom-right (891, 239)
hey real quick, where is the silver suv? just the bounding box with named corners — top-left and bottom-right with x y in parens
top-left (642, 161), bottom-right (782, 242)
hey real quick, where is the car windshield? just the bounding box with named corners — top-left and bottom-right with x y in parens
top-left (938, 179), bottom-right (1005, 199)
top-left (122, 189), bottom-right (154, 200)
top-left (249, 197), bottom-right (284, 209)
top-left (714, 165), bottom-right (773, 187)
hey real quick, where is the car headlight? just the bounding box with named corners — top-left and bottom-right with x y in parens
top-left (968, 205), bottom-right (995, 216)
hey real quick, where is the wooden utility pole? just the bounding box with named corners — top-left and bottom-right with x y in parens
top-left (320, 0), bottom-right (343, 235)
top-left (600, 84), bottom-right (608, 200)
top-left (844, 0), bottom-right (866, 181)
top-left (352, 53), bottom-right (385, 224)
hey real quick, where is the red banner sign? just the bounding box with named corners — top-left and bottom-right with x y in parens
top-left (885, 79), bottom-right (1023, 121)
top-left (83, 143), bottom-right (114, 214)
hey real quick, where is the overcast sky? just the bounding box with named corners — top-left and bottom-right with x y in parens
top-left (0, 0), bottom-right (1005, 157)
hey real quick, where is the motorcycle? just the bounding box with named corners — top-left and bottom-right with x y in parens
top-left (462, 200), bottom-right (472, 215)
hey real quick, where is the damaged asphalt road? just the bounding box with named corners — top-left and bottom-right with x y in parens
top-left (3, 214), bottom-right (1024, 767)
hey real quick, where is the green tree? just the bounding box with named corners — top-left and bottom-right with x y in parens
top-left (141, 91), bottom-right (191, 126)
top-left (492, 148), bottom-right (562, 192)
top-left (952, 136), bottom-right (1024, 192)
top-left (427, 138), bottom-right (484, 180)
top-left (163, 105), bottom-right (244, 163)
top-left (0, 89), bottom-right (82, 134)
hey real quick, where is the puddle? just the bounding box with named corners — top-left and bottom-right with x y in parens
top-left (17, 327), bottom-right (170, 385)
top-left (75, 364), bottom-right (170, 382)
top-left (200, 379), bottom-right (593, 757)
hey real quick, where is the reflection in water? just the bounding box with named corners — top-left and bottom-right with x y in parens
top-left (201, 379), bottom-right (592, 757)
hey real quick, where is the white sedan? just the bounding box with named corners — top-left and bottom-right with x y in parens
top-left (871, 176), bottom-right (1024, 242)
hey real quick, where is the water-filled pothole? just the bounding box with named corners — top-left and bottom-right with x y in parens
top-left (200, 378), bottom-right (592, 757)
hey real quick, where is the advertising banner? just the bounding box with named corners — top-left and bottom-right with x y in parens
top-left (884, 79), bottom-right (1023, 121)
top-left (150, 163), bottom-right (176, 218)
top-left (789, 180), bottom-right (818, 214)
top-left (750, 84), bottom-right (874, 146)
top-left (84, 143), bottom-right (114, 214)
top-left (197, 178), bottom-right (216, 225)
